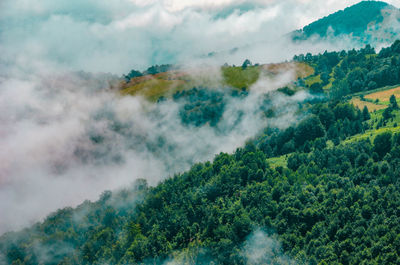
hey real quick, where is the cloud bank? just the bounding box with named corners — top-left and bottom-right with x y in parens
top-left (1, 0), bottom-right (394, 74)
top-left (0, 65), bottom-right (308, 233)
top-left (1, 0), bottom-right (398, 234)
top-left (159, 228), bottom-right (299, 264)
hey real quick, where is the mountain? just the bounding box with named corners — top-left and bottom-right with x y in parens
top-left (3, 39), bottom-right (400, 265)
top-left (3, 2), bottom-right (400, 265)
top-left (293, 1), bottom-right (400, 44)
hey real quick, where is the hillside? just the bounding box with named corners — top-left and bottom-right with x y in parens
top-left (293, 1), bottom-right (400, 43)
top-left (2, 91), bottom-right (400, 265)
top-left (2, 39), bottom-right (400, 264)
top-left (120, 62), bottom-right (314, 101)
top-left (119, 1), bottom-right (400, 102)
top-left (4, 1), bottom-right (400, 264)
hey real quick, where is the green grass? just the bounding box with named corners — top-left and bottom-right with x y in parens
top-left (305, 74), bottom-right (321, 87)
top-left (323, 76), bottom-right (335, 90)
top-left (267, 155), bottom-right (288, 168)
top-left (343, 109), bottom-right (400, 144)
top-left (365, 54), bottom-right (378, 59)
top-left (121, 78), bottom-right (186, 102)
top-left (343, 126), bottom-right (400, 144)
top-left (120, 63), bottom-right (315, 101)
top-left (222, 66), bottom-right (260, 89)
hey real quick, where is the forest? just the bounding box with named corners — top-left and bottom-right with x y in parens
top-left (2, 39), bottom-right (400, 265)
top-left (292, 1), bottom-right (396, 42)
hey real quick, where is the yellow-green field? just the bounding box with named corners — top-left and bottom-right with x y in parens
top-left (351, 97), bottom-right (386, 112)
top-left (364, 86), bottom-right (400, 103)
top-left (222, 66), bottom-right (260, 89)
top-left (262, 62), bottom-right (314, 79)
top-left (121, 78), bottom-right (185, 101)
top-left (120, 71), bottom-right (191, 101)
top-left (305, 74), bottom-right (321, 87)
top-left (344, 109), bottom-right (400, 144)
top-left (344, 126), bottom-right (400, 144)
top-left (267, 155), bottom-right (287, 168)
top-left (120, 62), bottom-right (315, 101)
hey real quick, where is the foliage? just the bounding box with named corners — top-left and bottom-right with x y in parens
top-left (172, 87), bottom-right (227, 127)
top-left (293, 1), bottom-right (392, 40)
top-left (221, 65), bottom-right (260, 90)
top-left (5, 35), bottom-right (400, 265)
top-left (295, 40), bottom-right (400, 100)
top-left (4, 88), bottom-right (400, 265)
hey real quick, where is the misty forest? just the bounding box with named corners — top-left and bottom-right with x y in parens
top-left (2, 0), bottom-right (400, 265)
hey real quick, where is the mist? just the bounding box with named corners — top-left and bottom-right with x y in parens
top-left (1, 0), bottom-right (399, 234)
top-left (157, 228), bottom-right (300, 264)
top-left (0, 63), bottom-right (310, 233)
top-left (2, 0), bottom-right (396, 74)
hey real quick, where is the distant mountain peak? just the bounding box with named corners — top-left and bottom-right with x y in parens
top-left (293, 1), bottom-right (399, 44)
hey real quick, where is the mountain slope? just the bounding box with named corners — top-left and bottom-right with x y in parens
top-left (293, 1), bottom-right (400, 43)
top-left (120, 62), bottom-right (314, 101)
top-left (2, 96), bottom-right (400, 264)
top-left (3, 40), bottom-right (400, 264)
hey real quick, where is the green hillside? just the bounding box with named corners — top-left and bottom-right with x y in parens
top-left (120, 62), bottom-right (314, 102)
top-left (2, 97), bottom-right (400, 265)
top-left (293, 1), bottom-right (399, 42)
top-left (3, 39), bottom-right (400, 264)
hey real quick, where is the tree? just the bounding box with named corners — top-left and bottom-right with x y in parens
top-left (287, 153), bottom-right (306, 171)
top-left (310, 83), bottom-right (323, 94)
top-left (367, 81), bottom-right (377, 90)
top-left (334, 103), bottom-right (356, 121)
top-left (362, 106), bottom-right (371, 121)
top-left (321, 72), bottom-right (330, 86)
top-left (318, 105), bottom-right (335, 129)
top-left (124, 69), bottom-right (143, 81)
top-left (382, 107), bottom-right (393, 120)
top-left (294, 115), bottom-right (325, 146)
top-left (373, 132), bottom-right (392, 158)
top-left (390, 95), bottom-right (398, 109)
top-left (242, 59), bottom-right (252, 69)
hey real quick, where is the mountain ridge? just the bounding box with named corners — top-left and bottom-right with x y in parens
top-left (293, 0), bottom-right (400, 43)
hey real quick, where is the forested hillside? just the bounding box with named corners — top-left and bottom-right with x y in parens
top-left (294, 40), bottom-right (400, 97)
top-left (2, 40), bottom-right (400, 265)
top-left (293, 1), bottom-right (399, 44)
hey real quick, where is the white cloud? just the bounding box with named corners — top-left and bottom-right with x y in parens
top-left (1, 0), bottom-right (399, 234)
top-left (3, 0), bottom-right (396, 73)
top-left (241, 229), bottom-right (298, 264)
top-left (0, 65), bottom-right (307, 233)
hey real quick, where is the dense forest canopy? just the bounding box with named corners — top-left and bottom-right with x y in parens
top-left (2, 38), bottom-right (400, 265)
top-left (293, 1), bottom-right (399, 44)
top-left (294, 40), bottom-right (400, 98)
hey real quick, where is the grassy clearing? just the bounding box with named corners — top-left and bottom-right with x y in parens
top-left (344, 126), bottom-right (400, 144)
top-left (121, 78), bottom-right (185, 102)
top-left (351, 97), bottom-right (386, 112)
top-left (295, 62), bottom-right (315, 78)
top-left (222, 66), bottom-right (260, 89)
top-left (364, 86), bottom-right (400, 103)
top-left (262, 62), bottom-right (314, 79)
top-left (349, 84), bottom-right (400, 112)
top-left (323, 77), bottom-right (334, 90)
top-left (344, 109), bottom-right (400, 144)
top-left (305, 74), bottom-right (321, 87)
top-left (120, 62), bottom-right (315, 101)
top-left (267, 155), bottom-right (288, 168)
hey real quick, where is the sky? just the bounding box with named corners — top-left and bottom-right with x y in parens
top-left (0, 0), bottom-right (399, 234)
top-left (1, 0), bottom-right (398, 73)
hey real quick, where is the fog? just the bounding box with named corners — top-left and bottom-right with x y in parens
top-left (0, 64), bottom-right (309, 233)
top-left (159, 228), bottom-right (298, 264)
top-left (0, 0), bottom-right (399, 234)
top-left (2, 0), bottom-right (396, 73)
